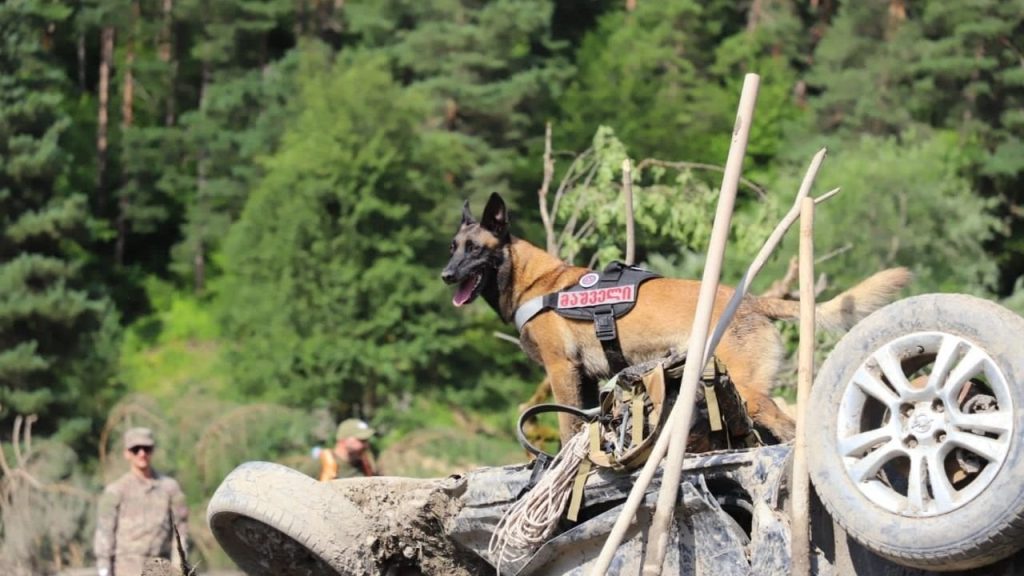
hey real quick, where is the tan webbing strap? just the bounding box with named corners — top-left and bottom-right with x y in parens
top-left (567, 422), bottom-right (599, 522)
top-left (631, 386), bottom-right (645, 447)
top-left (704, 382), bottom-right (724, 433)
top-left (702, 357), bottom-right (724, 433)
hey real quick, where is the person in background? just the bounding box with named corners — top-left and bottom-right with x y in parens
top-left (94, 427), bottom-right (189, 576)
top-left (315, 418), bottom-right (378, 480)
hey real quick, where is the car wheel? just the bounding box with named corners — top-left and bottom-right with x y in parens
top-left (207, 461), bottom-right (372, 576)
top-left (807, 294), bottom-right (1024, 571)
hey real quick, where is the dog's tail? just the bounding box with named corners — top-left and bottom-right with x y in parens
top-left (752, 267), bottom-right (913, 333)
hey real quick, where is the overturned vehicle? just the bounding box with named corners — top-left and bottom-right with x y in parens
top-left (208, 293), bottom-right (1024, 576)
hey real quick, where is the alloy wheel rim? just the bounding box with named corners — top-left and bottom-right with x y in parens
top-left (836, 331), bottom-right (1013, 516)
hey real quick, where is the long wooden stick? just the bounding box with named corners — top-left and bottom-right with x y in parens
top-left (791, 197), bottom-right (817, 576)
top-left (702, 149), bottom-right (829, 363)
top-left (623, 159), bottom-right (636, 265)
top-left (640, 73), bottom-right (761, 576)
top-left (588, 73), bottom-right (760, 576)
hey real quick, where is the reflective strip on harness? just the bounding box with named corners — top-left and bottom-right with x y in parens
top-left (512, 262), bottom-right (661, 334)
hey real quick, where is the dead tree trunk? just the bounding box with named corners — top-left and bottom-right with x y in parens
top-left (194, 62), bottom-right (210, 294)
top-left (96, 27), bottom-right (114, 207)
top-left (115, 1), bottom-right (140, 267)
top-left (76, 31), bottom-right (86, 89)
top-left (160, 0), bottom-right (177, 126)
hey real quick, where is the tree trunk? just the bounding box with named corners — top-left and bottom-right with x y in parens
top-left (294, 0), bottom-right (306, 37)
top-left (116, 1), bottom-right (140, 268)
top-left (160, 0), bottom-right (177, 126)
top-left (96, 27), bottom-right (114, 206)
top-left (76, 32), bottom-right (86, 89)
top-left (747, 0), bottom-right (763, 32)
top-left (194, 62), bottom-right (211, 294)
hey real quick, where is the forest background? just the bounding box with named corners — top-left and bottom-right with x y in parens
top-left (3, 0), bottom-right (1024, 572)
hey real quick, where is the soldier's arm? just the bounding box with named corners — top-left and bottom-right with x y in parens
top-left (93, 486), bottom-right (120, 576)
top-left (169, 478), bottom-right (190, 568)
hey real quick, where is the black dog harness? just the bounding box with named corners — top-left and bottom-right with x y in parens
top-left (514, 262), bottom-right (661, 373)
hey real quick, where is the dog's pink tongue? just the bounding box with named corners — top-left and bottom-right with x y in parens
top-left (452, 276), bottom-right (476, 307)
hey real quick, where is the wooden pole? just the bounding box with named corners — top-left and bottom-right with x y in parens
top-left (791, 197), bottom-right (817, 576)
top-left (623, 159), bottom-right (636, 265)
top-left (640, 72), bottom-right (760, 576)
top-left (588, 73), bottom-right (760, 576)
top-left (703, 149), bottom-right (828, 362)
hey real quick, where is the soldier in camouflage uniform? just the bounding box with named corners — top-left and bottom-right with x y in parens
top-left (317, 418), bottom-right (377, 480)
top-left (93, 427), bottom-right (189, 576)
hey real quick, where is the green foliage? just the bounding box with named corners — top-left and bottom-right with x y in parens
top-left (551, 126), bottom-right (776, 277)
top-left (558, 0), bottom-right (803, 179)
top-left (0, 0), bottom-right (120, 445)
top-left (769, 129), bottom-right (1001, 293)
top-left (807, 0), bottom-right (1024, 289)
top-left (5, 0), bottom-right (1024, 569)
top-left (347, 0), bottom-right (573, 200)
top-left (559, 1), bottom-right (717, 163)
top-left (219, 45), bottom-right (462, 411)
top-left (119, 278), bottom-right (228, 400)
top-left (168, 29), bottom-right (300, 287)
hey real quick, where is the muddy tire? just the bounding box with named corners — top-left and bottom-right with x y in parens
top-left (807, 294), bottom-right (1024, 571)
top-left (207, 461), bottom-right (372, 576)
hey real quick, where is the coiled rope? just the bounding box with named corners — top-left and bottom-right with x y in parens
top-left (488, 428), bottom-right (591, 573)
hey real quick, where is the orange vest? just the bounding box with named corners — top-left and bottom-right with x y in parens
top-left (318, 448), bottom-right (339, 482)
top-left (318, 448), bottom-right (377, 481)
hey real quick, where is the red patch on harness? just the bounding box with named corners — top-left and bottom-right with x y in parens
top-left (557, 285), bottom-right (635, 309)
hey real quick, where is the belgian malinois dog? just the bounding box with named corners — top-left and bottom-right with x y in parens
top-left (442, 193), bottom-right (912, 443)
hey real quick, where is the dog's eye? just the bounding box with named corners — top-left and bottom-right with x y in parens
top-left (449, 240), bottom-right (456, 254)
top-left (465, 240), bottom-right (476, 252)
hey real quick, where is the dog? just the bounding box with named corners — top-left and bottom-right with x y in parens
top-left (441, 192), bottom-right (912, 443)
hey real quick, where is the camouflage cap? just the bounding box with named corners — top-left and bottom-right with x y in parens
top-left (336, 418), bottom-right (375, 441)
top-left (124, 427), bottom-right (156, 449)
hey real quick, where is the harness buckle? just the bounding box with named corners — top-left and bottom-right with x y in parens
top-left (593, 307), bottom-right (616, 341)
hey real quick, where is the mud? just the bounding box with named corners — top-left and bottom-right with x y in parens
top-left (322, 476), bottom-right (491, 575)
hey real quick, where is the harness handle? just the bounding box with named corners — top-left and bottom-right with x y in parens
top-left (516, 403), bottom-right (600, 459)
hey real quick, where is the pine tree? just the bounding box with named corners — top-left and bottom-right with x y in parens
top-left (558, 1), bottom-right (752, 163)
top-left (219, 46), bottom-right (461, 413)
top-left (0, 0), bottom-right (119, 441)
top-left (347, 0), bottom-right (573, 202)
top-left (168, 0), bottom-right (295, 292)
top-left (805, 0), bottom-right (1024, 292)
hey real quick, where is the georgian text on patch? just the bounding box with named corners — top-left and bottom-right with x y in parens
top-left (557, 285), bottom-right (636, 309)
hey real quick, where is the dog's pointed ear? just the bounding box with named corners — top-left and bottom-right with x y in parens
top-left (481, 192), bottom-right (509, 240)
top-left (461, 199), bottom-right (475, 226)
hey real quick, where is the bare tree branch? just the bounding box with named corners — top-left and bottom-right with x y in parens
top-left (623, 158), bottom-right (636, 265)
top-left (492, 331), bottom-right (522, 347)
top-left (760, 243), bottom-right (853, 300)
top-left (635, 158), bottom-right (767, 199)
top-left (13, 414), bottom-right (25, 468)
top-left (537, 123), bottom-right (557, 255)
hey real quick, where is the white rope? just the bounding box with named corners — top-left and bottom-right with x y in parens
top-left (488, 429), bottom-right (591, 574)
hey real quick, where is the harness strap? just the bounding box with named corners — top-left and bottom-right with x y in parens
top-left (514, 295), bottom-right (547, 332)
top-left (704, 382), bottom-right (724, 433)
top-left (631, 386), bottom-right (645, 447)
top-left (595, 305), bottom-right (629, 373)
top-left (515, 263), bottom-right (659, 374)
top-left (567, 422), bottom-right (600, 522)
top-left (702, 360), bottom-right (726, 443)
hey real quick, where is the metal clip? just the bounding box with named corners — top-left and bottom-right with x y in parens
top-left (593, 307), bottom-right (616, 341)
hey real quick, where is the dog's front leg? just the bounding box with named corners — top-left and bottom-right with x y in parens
top-left (543, 358), bottom-right (587, 445)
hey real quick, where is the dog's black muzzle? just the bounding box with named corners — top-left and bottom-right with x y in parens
top-left (440, 265), bottom-right (458, 284)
